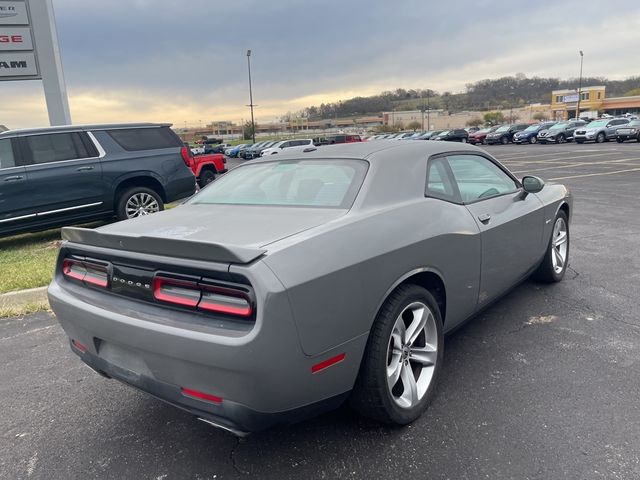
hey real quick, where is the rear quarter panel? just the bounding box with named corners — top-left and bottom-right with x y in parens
top-left (92, 131), bottom-right (195, 207)
top-left (263, 200), bottom-right (481, 356)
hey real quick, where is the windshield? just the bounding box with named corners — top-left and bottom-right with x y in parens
top-left (523, 125), bottom-right (539, 132)
top-left (550, 123), bottom-right (567, 130)
top-left (477, 128), bottom-right (491, 133)
top-left (438, 130), bottom-right (450, 135)
top-left (189, 159), bottom-right (368, 208)
top-left (625, 120), bottom-right (640, 127)
top-left (587, 120), bottom-right (608, 128)
top-left (496, 126), bottom-right (510, 132)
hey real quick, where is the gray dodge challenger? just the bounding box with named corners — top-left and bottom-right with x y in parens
top-left (48, 141), bottom-right (572, 435)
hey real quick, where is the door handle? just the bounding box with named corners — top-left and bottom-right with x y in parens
top-left (76, 166), bottom-right (94, 172)
top-left (478, 213), bottom-right (491, 224)
top-left (4, 175), bottom-right (23, 182)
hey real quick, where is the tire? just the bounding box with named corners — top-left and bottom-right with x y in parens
top-left (529, 136), bottom-right (537, 144)
top-left (116, 186), bottom-right (164, 221)
top-left (350, 284), bottom-right (444, 425)
top-left (575, 139), bottom-right (584, 144)
top-left (533, 210), bottom-right (569, 283)
top-left (460, 138), bottom-right (467, 143)
top-left (596, 132), bottom-right (605, 143)
top-left (198, 169), bottom-right (216, 188)
top-left (501, 136), bottom-right (509, 145)
top-left (617, 138), bottom-right (624, 143)
top-left (556, 134), bottom-right (566, 144)
top-left (637, 135), bottom-right (640, 143)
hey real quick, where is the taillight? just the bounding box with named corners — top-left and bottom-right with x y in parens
top-left (199, 285), bottom-right (252, 317)
top-left (62, 258), bottom-right (108, 287)
top-left (180, 146), bottom-right (192, 167)
top-left (153, 276), bottom-right (200, 307)
top-left (153, 275), bottom-right (253, 318)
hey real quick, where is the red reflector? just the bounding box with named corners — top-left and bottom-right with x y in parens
top-left (311, 353), bottom-right (346, 374)
top-left (181, 387), bottom-right (222, 404)
top-left (71, 339), bottom-right (87, 353)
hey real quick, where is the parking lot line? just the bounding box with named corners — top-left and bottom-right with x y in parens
top-left (512, 157), bottom-right (640, 175)
top-left (502, 153), bottom-right (623, 167)
top-left (494, 150), bottom-right (621, 162)
top-left (549, 167), bottom-right (640, 181)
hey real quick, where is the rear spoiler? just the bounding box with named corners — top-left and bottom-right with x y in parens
top-left (61, 227), bottom-right (266, 265)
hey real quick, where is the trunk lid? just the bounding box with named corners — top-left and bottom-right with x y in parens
top-left (63, 204), bottom-right (346, 264)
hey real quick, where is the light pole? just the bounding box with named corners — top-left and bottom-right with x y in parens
top-left (426, 90), bottom-right (431, 130)
top-left (246, 49), bottom-right (256, 143)
top-left (576, 50), bottom-right (584, 120)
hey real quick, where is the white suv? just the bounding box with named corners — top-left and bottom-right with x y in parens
top-left (260, 139), bottom-right (314, 156)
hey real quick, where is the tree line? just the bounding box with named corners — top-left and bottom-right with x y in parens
top-left (292, 74), bottom-right (640, 120)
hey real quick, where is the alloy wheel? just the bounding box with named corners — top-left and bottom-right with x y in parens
top-left (551, 217), bottom-right (568, 274)
top-left (386, 302), bottom-right (438, 409)
top-left (125, 193), bottom-right (160, 218)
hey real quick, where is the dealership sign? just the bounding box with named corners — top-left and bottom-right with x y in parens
top-left (0, 51), bottom-right (37, 76)
top-left (0, 1), bottom-right (28, 24)
top-left (0, 1), bottom-right (39, 79)
top-left (563, 94), bottom-right (579, 103)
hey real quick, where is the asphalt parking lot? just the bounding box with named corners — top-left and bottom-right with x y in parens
top-left (1, 142), bottom-right (639, 479)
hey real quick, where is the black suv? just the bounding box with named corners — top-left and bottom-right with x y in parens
top-left (0, 123), bottom-right (196, 237)
top-left (485, 124), bottom-right (529, 145)
top-left (432, 129), bottom-right (469, 143)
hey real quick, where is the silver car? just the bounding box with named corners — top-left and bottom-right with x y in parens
top-left (574, 118), bottom-right (629, 143)
top-left (49, 141), bottom-right (572, 435)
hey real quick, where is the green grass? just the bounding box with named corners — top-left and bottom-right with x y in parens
top-left (0, 228), bottom-right (63, 294)
top-left (0, 300), bottom-right (50, 318)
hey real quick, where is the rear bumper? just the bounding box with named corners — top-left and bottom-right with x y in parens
top-left (48, 266), bottom-right (363, 432)
top-left (73, 343), bottom-right (348, 435)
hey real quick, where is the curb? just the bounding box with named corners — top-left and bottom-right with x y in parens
top-left (0, 286), bottom-right (48, 309)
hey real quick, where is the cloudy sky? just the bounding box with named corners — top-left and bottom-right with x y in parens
top-left (2, 0), bottom-right (639, 128)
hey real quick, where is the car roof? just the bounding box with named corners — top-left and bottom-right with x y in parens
top-left (0, 122), bottom-right (171, 138)
top-left (246, 138), bottom-right (481, 163)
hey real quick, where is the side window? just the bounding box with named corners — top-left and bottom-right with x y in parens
top-left (426, 157), bottom-right (458, 203)
top-left (0, 138), bottom-right (16, 169)
top-left (447, 154), bottom-right (518, 203)
top-left (24, 133), bottom-right (89, 164)
top-left (107, 126), bottom-right (182, 151)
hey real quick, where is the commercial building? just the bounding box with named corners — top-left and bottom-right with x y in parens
top-left (550, 86), bottom-right (640, 120)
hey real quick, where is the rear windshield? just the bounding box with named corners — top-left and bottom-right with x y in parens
top-left (189, 159), bottom-right (368, 208)
top-left (106, 127), bottom-right (182, 151)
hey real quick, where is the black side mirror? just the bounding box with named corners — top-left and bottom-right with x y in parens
top-left (522, 175), bottom-right (545, 194)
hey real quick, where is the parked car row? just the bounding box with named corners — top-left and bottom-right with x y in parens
top-left (376, 117), bottom-right (640, 147)
top-left (216, 116), bottom-right (640, 163)
top-left (224, 134), bottom-right (363, 159)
